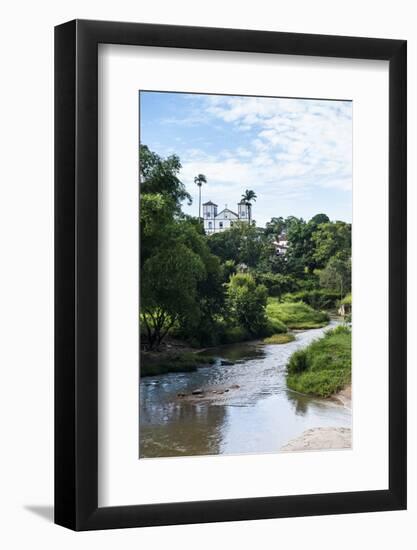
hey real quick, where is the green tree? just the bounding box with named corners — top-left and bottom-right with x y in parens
top-left (226, 273), bottom-right (268, 335)
top-left (241, 189), bottom-right (257, 225)
top-left (140, 146), bottom-right (225, 348)
top-left (207, 222), bottom-right (263, 267)
top-left (312, 221), bottom-right (351, 268)
top-left (194, 173), bottom-right (207, 221)
top-left (319, 255), bottom-right (351, 299)
top-left (141, 244), bottom-right (205, 349)
top-left (285, 217), bottom-right (311, 276)
top-left (140, 193), bottom-right (176, 265)
top-left (264, 216), bottom-right (286, 238)
top-left (310, 213), bottom-right (330, 226)
top-left (140, 144), bottom-right (191, 210)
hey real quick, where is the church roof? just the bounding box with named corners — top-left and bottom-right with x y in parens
top-left (216, 208), bottom-right (239, 218)
top-left (203, 200), bottom-right (217, 206)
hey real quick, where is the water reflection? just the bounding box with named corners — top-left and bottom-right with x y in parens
top-left (139, 320), bottom-right (351, 458)
top-left (140, 402), bottom-right (228, 457)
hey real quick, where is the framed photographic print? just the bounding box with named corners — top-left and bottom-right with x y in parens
top-left (55, 20), bottom-right (407, 530)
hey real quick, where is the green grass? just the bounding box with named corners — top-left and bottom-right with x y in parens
top-left (286, 325), bottom-right (351, 397)
top-left (263, 333), bottom-right (295, 345)
top-left (266, 298), bottom-right (329, 330)
top-left (141, 351), bottom-right (216, 377)
top-left (265, 316), bottom-right (288, 334)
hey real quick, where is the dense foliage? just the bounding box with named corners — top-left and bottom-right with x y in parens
top-left (140, 145), bottom-right (351, 350)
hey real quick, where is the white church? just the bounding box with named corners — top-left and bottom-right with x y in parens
top-left (203, 200), bottom-right (252, 234)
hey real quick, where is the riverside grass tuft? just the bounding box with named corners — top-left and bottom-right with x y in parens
top-left (263, 333), bottom-right (295, 345)
top-left (266, 298), bottom-right (329, 330)
top-left (286, 324), bottom-right (351, 397)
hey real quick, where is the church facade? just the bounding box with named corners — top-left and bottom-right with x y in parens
top-left (202, 200), bottom-right (251, 234)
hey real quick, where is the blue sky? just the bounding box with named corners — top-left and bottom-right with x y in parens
top-left (140, 91), bottom-right (352, 227)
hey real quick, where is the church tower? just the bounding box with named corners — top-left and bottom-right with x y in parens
top-left (203, 201), bottom-right (218, 234)
top-left (238, 201), bottom-right (249, 221)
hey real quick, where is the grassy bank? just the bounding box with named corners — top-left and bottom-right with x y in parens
top-left (263, 333), bottom-right (295, 345)
top-left (221, 299), bottom-right (328, 347)
top-left (141, 351), bottom-right (215, 377)
top-left (267, 298), bottom-right (329, 330)
top-left (286, 325), bottom-right (351, 397)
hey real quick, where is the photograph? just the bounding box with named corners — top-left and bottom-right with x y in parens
top-left (139, 91), bottom-right (352, 458)
top-left (0, 2), bottom-right (409, 541)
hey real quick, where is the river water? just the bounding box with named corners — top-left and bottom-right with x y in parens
top-left (139, 320), bottom-right (351, 458)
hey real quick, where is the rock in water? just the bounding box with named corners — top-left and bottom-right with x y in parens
top-left (191, 388), bottom-right (204, 395)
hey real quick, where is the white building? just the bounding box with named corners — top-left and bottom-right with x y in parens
top-left (273, 232), bottom-right (289, 256)
top-left (203, 200), bottom-right (252, 234)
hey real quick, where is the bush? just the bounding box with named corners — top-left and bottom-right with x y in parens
top-left (282, 289), bottom-right (340, 310)
top-left (267, 299), bottom-right (329, 330)
top-left (287, 348), bottom-right (309, 373)
top-left (286, 325), bottom-right (351, 397)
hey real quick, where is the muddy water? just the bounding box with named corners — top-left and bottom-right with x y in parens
top-left (139, 320), bottom-right (351, 458)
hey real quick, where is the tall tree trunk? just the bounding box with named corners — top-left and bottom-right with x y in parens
top-left (198, 185), bottom-right (201, 221)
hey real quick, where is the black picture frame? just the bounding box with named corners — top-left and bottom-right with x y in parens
top-left (55, 19), bottom-right (407, 531)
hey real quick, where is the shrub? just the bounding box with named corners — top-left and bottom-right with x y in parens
top-left (286, 325), bottom-right (351, 397)
top-left (287, 349), bottom-right (308, 373)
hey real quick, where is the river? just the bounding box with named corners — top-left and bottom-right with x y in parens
top-left (139, 319), bottom-right (351, 458)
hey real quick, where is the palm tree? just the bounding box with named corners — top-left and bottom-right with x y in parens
top-left (241, 189), bottom-right (257, 225)
top-left (194, 174), bottom-right (207, 221)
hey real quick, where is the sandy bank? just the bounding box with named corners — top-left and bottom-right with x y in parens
top-left (281, 426), bottom-right (351, 452)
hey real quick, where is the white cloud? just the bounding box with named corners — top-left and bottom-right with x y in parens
top-left (158, 94), bottom-right (352, 225)
top-left (203, 96), bottom-right (352, 189)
